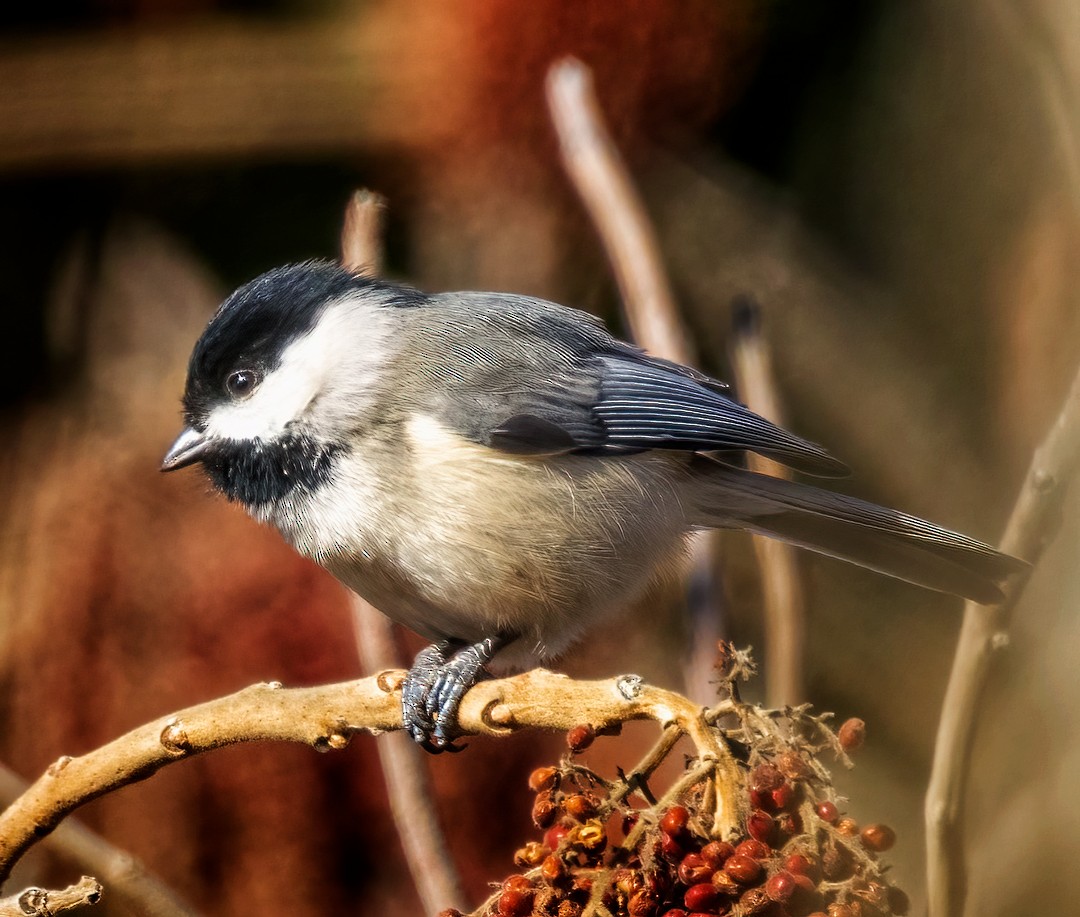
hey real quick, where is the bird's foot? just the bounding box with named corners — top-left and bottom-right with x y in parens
top-left (401, 636), bottom-right (505, 753)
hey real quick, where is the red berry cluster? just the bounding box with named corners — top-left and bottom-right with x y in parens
top-left (438, 648), bottom-right (907, 917)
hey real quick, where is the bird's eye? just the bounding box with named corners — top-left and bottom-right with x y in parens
top-left (225, 369), bottom-right (261, 400)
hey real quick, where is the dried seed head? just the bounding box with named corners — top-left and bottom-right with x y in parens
top-left (513, 841), bottom-right (548, 868)
top-left (750, 762), bottom-right (784, 793)
top-left (835, 816), bottom-right (860, 837)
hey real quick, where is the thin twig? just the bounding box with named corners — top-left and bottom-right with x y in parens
top-left (729, 295), bottom-right (806, 706)
top-left (0, 876), bottom-right (102, 916)
top-left (342, 189), bottom-right (387, 278)
top-left (340, 191), bottom-right (467, 913)
top-left (0, 764), bottom-right (198, 917)
top-left (925, 362), bottom-right (1080, 917)
top-left (0, 671), bottom-right (739, 888)
top-left (545, 56), bottom-right (723, 704)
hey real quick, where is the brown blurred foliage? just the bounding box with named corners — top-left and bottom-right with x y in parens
top-left (0, 1), bottom-right (1078, 915)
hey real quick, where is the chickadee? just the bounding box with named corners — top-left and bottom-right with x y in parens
top-left (163, 261), bottom-right (1025, 750)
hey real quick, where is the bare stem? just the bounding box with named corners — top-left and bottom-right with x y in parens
top-left (729, 295), bottom-right (806, 706)
top-left (925, 361), bottom-right (1080, 917)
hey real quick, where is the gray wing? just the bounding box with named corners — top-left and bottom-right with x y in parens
top-left (411, 292), bottom-right (848, 477)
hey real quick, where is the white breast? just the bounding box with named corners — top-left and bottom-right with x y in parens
top-left (258, 414), bottom-right (690, 665)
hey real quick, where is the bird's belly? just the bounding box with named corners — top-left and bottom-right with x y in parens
top-left (267, 418), bottom-right (690, 663)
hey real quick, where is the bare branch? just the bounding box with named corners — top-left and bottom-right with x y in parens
top-left (340, 191), bottom-right (466, 913)
top-left (729, 296), bottom-right (806, 706)
top-left (0, 876), bottom-right (102, 916)
top-left (545, 57), bottom-right (693, 366)
top-left (0, 672), bottom-right (740, 885)
top-left (350, 597), bottom-right (467, 913)
top-left (341, 190), bottom-right (388, 279)
top-left (926, 361), bottom-right (1080, 917)
top-left (0, 764), bottom-right (198, 917)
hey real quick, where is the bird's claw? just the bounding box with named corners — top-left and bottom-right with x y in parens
top-left (401, 637), bottom-right (505, 753)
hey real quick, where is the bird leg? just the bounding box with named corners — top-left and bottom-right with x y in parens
top-left (401, 635), bottom-right (509, 752)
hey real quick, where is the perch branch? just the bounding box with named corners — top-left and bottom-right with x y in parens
top-left (729, 296), bottom-right (806, 706)
top-left (0, 671), bottom-right (740, 886)
top-left (340, 189), bottom-right (467, 913)
top-left (0, 764), bottom-right (198, 917)
top-left (926, 361), bottom-right (1080, 917)
top-left (0, 876), bottom-right (101, 916)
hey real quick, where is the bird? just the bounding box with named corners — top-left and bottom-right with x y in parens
top-left (162, 260), bottom-right (1026, 751)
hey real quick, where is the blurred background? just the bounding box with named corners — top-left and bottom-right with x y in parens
top-left (1, 1), bottom-right (1078, 914)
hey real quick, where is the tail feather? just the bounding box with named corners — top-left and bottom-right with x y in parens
top-left (690, 464), bottom-right (1027, 605)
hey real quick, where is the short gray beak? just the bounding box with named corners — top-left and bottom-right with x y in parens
top-left (161, 427), bottom-right (213, 472)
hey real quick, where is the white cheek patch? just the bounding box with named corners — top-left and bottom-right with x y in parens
top-left (203, 294), bottom-right (394, 443)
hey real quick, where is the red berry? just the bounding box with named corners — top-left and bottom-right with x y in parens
top-left (544, 823), bottom-right (571, 851)
top-left (723, 853), bottom-right (762, 884)
top-left (678, 853), bottom-right (713, 886)
top-left (660, 833), bottom-right (685, 861)
top-left (661, 911), bottom-right (688, 917)
top-left (498, 886), bottom-right (533, 917)
top-left (567, 724), bottom-right (595, 753)
top-left (749, 788), bottom-right (774, 811)
top-left (532, 793), bottom-right (558, 828)
top-left (683, 883), bottom-right (721, 912)
top-left (838, 718), bottom-right (866, 752)
top-left (771, 783), bottom-right (795, 810)
top-left (528, 766), bottom-right (558, 792)
top-left (750, 762), bottom-right (784, 793)
top-left (701, 841), bottom-right (735, 870)
top-left (660, 806), bottom-right (691, 838)
top-left (766, 872), bottom-right (797, 903)
top-left (746, 809), bottom-right (775, 844)
top-left (563, 794), bottom-right (598, 822)
top-left (541, 854), bottom-right (565, 883)
top-left (859, 823), bottom-right (896, 852)
top-left (784, 854), bottom-right (813, 876)
top-left (815, 800), bottom-right (839, 824)
top-left (735, 838), bottom-right (770, 860)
